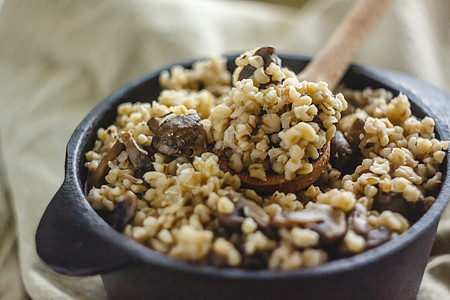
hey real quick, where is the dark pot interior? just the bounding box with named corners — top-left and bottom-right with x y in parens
top-left (36, 55), bottom-right (450, 300)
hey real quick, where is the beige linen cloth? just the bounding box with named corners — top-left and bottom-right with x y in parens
top-left (0, 0), bottom-right (449, 299)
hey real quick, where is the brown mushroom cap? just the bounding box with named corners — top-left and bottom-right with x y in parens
top-left (151, 113), bottom-right (207, 158)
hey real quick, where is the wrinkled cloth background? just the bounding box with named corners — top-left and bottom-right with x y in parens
top-left (0, 0), bottom-right (449, 299)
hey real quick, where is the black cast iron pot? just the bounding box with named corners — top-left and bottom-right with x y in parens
top-left (36, 55), bottom-right (450, 300)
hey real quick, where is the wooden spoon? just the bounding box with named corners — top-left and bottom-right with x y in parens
top-left (297, 0), bottom-right (393, 90)
top-left (221, 0), bottom-right (393, 194)
top-left (220, 142), bottom-right (331, 194)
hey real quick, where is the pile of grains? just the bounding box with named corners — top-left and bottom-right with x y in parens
top-left (158, 56), bottom-right (231, 118)
top-left (208, 47), bottom-right (347, 180)
top-left (85, 46), bottom-right (447, 270)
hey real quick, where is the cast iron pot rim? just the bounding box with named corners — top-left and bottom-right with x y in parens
top-left (58, 53), bottom-right (450, 279)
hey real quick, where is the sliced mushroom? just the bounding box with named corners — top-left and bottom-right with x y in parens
top-left (234, 242), bottom-right (267, 269)
top-left (331, 118), bottom-right (365, 174)
top-left (305, 210), bottom-right (347, 243)
top-left (123, 173), bottom-right (144, 185)
top-left (111, 191), bottom-right (138, 232)
top-left (373, 191), bottom-right (426, 223)
top-left (273, 203), bottom-right (347, 243)
top-left (86, 140), bottom-right (125, 190)
top-left (218, 191), bottom-right (270, 230)
top-left (238, 46), bottom-right (282, 87)
top-left (254, 46), bottom-right (281, 68)
top-left (217, 212), bottom-right (246, 231)
top-left (365, 225), bottom-right (391, 249)
top-left (373, 191), bottom-right (405, 214)
top-left (151, 113), bottom-right (207, 158)
top-left (345, 118), bottom-right (365, 150)
top-left (238, 65), bottom-right (257, 82)
top-left (147, 116), bottom-right (163, 134)
top-left (348, 203), bottom-right (368, 236)
top-left (330, 130), bottom-right (353, 171)
top-left (121, 131), bottom-right (153, 172)
top-left (231, 192), bottom-right (270, 228)
top-left (272, 208), bottom-right (323, 226)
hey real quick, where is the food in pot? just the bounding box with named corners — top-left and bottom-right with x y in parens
top-left (85, 47), bottom-right (447, 270)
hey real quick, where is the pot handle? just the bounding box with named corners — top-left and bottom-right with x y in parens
top-left (36, 178), bottom-right (138, 276)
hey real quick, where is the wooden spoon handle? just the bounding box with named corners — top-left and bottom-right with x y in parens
top-left (297, 0), bottom-right (393, 90)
